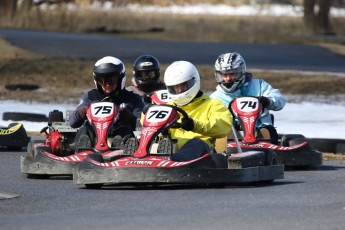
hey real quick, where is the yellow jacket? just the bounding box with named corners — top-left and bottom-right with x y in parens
top-left (169, 92), bottom-right (232, 150)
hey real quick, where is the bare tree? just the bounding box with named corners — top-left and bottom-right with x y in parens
top-left (303, 0), bottom-right (334, 34)
top-left (20, 0), bottom-right (34, 12)
top-left (0, 0), bottom-right (17, 19)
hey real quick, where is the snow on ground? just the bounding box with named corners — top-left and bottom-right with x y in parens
top-left (0, 100), bottom-right (344, 139)
top-left (88, 3), bottom-right (345, 17)
top-left (123, 3), bottom-right (345, 17)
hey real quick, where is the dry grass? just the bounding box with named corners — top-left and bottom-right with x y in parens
top-left (323, 153), bottom-right (345, 161)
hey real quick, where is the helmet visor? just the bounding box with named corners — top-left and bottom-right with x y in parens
top-left (96, 74), bottom-right (120, 86)
top-left (215, 68), bottom-right (242, 83)
top-left (136, 71), bottom-right (157, 82)
top-left (167, 78), bottom-right (195, 95)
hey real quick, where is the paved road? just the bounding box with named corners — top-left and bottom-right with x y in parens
top-left (1, 148), bottom-right (345, 230)
top-left (1, 28), bottom-right (345, 73)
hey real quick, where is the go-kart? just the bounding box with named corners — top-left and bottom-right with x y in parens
top-left (20, 102), bottom-right (130, 178)
top-left (73, 104), bottom-right (284, 189)
top-left (227, 96), bottom-right (323, 167)
top-left (0, 123), bottom-right (30, 151)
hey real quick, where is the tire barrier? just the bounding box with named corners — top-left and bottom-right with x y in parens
top-left (5, 84), bottom-right (40, 91)
top-left (2, 112), bottom-right (48, 122)
top-left (309, 138), bottom-right (345, 154)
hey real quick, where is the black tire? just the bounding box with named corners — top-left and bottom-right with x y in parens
top-left (280, 134), bottom-right (306, 147)
top-left (259, 149), bottom-right (278, 184)
top-left (26, 174), bottom-right (50, 179)
top-left (288, 137), bottom-right (311, 146)
top-left (211, 153), bottom-right (228, 168)
top-left (227, 146), bottom-right (242, 154)
top-left (5, 84), bottom-right (39, 91)
top-left (85, 183), bottom-right (103, 189)
top-left (86, 153), bottom-right (104, 163)
top-left (309, 138), bottom-right (345, 153)
top-left (336, 143), bottom-right (345, 154)
top-left (3, 112), bottom-right (48, 122)
top-left (265, 149), bottom-right (278, 166)
top-left (6, 146), bottom-right (22, 151)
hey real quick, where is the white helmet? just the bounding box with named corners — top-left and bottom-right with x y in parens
top-left (164, 61), bottom-right (200, 106)
top-left (93, 56), bottom-right (126, 96)
top-left (214, 52), bottom-right (247, 93)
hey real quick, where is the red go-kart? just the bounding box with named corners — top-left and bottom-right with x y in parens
top-left (73, 104), bottom-right (284, 189)
top-left (21, 102), bottom-right (130, 178)
top-left (227, 96), bottom-right (323, 168)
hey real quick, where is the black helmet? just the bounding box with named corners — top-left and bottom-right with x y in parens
top-left (93, 56), bottom-right (126, 96)
top-left (132, 55), bottom-right (160, 93)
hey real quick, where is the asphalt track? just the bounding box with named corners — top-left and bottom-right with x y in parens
top-left (1, 146), bottom-right (345, 230)
top-left (1, 28), bottom-right (345, 73)
top-left (1, 29), bottom-right (345, 229)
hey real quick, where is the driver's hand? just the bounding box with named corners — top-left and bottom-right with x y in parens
top-left (143, 93), bottom-right (152, 104)
top-left (119, 107), bottom-right (133, 122)
top-left (142, 104), bottom-right (152, 114)
top-left (77, 105), bottom-right (89, 120)
top-left (258, 96), bottom-right (271, 108)
top-left (181, 117), bottom-right (194, 131)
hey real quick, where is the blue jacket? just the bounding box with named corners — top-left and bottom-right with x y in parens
top-left (210, 73), bottom-right (286, 127)
top-left (69, 89), bottom-right (144, 129)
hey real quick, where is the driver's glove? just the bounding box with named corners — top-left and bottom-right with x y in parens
top-left (119, 107), bottom-right (133, 122)
top-left (181, 117), bottom-right (194, 131)
top-left (258, 96), bottom-right (271, 108)
top-left (143, 93), bottom-right (152, 104)
top-left (77, 105), bottom-right (89, 120)
top-left (142, 104), bottom-right (152, 115)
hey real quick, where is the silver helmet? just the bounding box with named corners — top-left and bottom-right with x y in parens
top-left (214, 52), bottom-right (247, 93)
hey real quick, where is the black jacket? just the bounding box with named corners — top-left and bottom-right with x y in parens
top-left (69, 89), bottom-right (144, 129)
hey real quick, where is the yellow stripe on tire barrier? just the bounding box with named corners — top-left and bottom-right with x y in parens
top-left (0, 123), bottom-right (22, 135)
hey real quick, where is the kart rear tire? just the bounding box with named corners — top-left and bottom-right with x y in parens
top-left (211, 153), bottom-right (228, 168)
top-left (280, 134), bottom-right (306, 147)
top-left (287, 138), bottom-right (313, 152)
top-left (87, 153), bottom-right (104, 163)
top-left (26, 174), bottom-right (50, 179)
top-left (309, 138), bottom-right (345, 153)
top-left (85, 183), bottom-right (103, 189)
